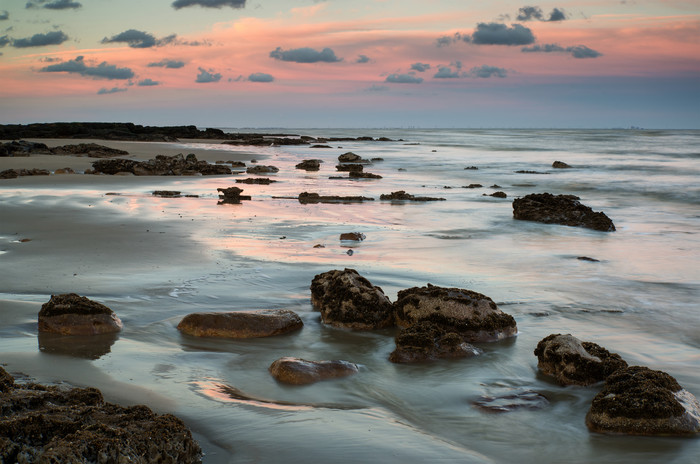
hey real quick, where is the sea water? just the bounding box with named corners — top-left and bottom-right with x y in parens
top-left (0, 129), bottom-right (698, 463)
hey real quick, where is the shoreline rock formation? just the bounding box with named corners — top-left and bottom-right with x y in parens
top-left (389, 321), bottom-right (481, 363)
top-left (38, 293), bottom-right (123, 336)
top-left (177, 310), bottom-right (303, 338)
top-left (91, 154), bottom-right (232, 176)
top-left (379, 191), bottom-right (446, 202)
top-left (512, 193), bottom-right (616, 231)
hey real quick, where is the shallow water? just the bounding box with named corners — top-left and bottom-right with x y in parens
top-left (1, 129), bottom-right (699, 463)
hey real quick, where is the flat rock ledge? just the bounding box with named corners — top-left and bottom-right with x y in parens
top-left (91, 154), bottom-right (231, 176)
top-left (177, 309), bottom-right (303, 338)
top-left (0, 366), bottom-right (201, 463)
top-left (534, 334), bottom-right (628, 386)
top-left (393, 284), bottom-right (517, 343)
top-left (298, 192), bottom-right (374, 204)
top-left (389, 321), bottom-right (481, 363)
top-left (269, 357), bottom-right (359, 385)
top-left (380, 191), bottom-right (445, 202)
top-left (586, 366), bottom-right (700, 436)
top-left (310, 268), bottom-right (394, 330)
top-left (38, 293), bottom-right (123, 336)
top-left (512, 192), bottom-right (616, 231)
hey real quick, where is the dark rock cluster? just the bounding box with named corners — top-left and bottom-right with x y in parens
top-left (91, 154), bottom-right (232, 176)
top-left (513, 193), bottom-right (616, 231)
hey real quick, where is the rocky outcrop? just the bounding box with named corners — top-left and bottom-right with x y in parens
top-left (349, 171), bottom-right (382, 179)
top-left (236, 177), bottom-right (277, 184)
top-left (0, 140), bottom-right (50, 156)
top-left (295, 159), bottom-right (322, 171)
top-left (310, 268), bottom-right (394, 330)
top-left (464, 184), bottom-right (483, 189)
top-left (552, 161), bottom-right (572, 169)
top-left (485, 191), bottom-right (507, 198)
top-left (38, 293), bottom-right (123, 336)
top-left (379, 191), bottom-right (445, 202)
top-left (268, 357), bottom-right (359, 385)
top-left (217, 186), bottom-right (251, 204)
top-left (534, 334), bottom-right (628, 386)
top-left (393, 284), bottom-right (517, 342)
top-left (0, 168), bottom-right (51, 179)
top-left (0, 366), bottom-right (201, 462)
top-left (177, 309), bottom-right (303, 338)
top-left (298, 192), bottom-right (373, 204)
top-left (246, 165), bottom-right (279, 175)
top-left (389, 321), bottom-right (481, 363)
top-left (340, 232), bottom-right (365, 241)
top-left (91, 154), bottom-right (231, 176)
top-left (338, 152), bottom-right (369, 163)
top-left (153, 190), bottom-right (181, 197)
top-left (586, 366), bottom-right (700, 436)
top-left (512, 193), bottom-right (616, 231)
top-left (50, 143), bottom-right (129, 158)
top-left (336, 164), bottom-right (364, 172)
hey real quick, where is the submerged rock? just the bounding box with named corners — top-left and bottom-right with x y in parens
top-left (485, 191), bottom-right (507, 198)
top-left (177, 309), bottom-right (303, 338)
top-left (153, 190), bottom-right (181, 197)
top-left (473, 390), bottom-right (550, 413)
top-left (389, 321), bottom-right (481, 363)
top-left (586, 366), bottom-right (700, 436)
top-left (38, 293), bottom-right (123, 336)
top-left (552, 161), bottom-right (572, 169)
top-left (534, 334), bottom-right (628, 386)
top-left (349, 171), bottom-right (382, 179)
top-left (0, 366), bottom-right (201, 462)
top-left (512, 193), bottom-right (616, 231)
top-left (269, 357), bottom-right (359, 385)
top-left (236, 177), bottom-right (277, 184)
top-left (217, 186), bottom-right (251, 204)
top-left (336, 163), bottom-right (364, 172)
top-left (393, 284), bottom-right (517, 342)
top-left (310, 268), bottom-right (394, 329)
top-left (379, 191), bottom-right (445, 202)
top-left (298, 192), bottom-right (373, 204)
top-left (246, 165), bottom-right (279, 175)
top-left (295, 159), bottom-right (322, 171)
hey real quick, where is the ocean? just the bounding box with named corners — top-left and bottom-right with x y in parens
top-left (1, 128), bottom-right (699, 463)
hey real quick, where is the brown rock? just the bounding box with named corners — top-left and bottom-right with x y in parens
top-left (340, 232), bottom-right (365, 241)
top-left (586, 366), bottom-right (700, 436)
top-left (269, 357), bottom-right (359, 385)
top-left (0, 366), bottom-right (201, 462)
top-left (552, 160), bottom-right (572, 169)
top-left (534, 334), bottom-right (628, 386)
top-left (217, 186), bottom-right (251, 204)
top-left (177, 309), bottom-right (303, 338)
top-left (38, 293), bottom-right (123, 336)
top-left (379, 191), bottom-right (445, 202)
top-left (337, 152), bottom-right (365, 163)
top-left (153, 190), bottom-right (181, 197)
top-left (389, 321), bottom-right (481, 363)
top-left (295, 159), bottom-right (322, 171)
top-left (336, 164), bottom-right (364, 172)
top-left (298, 192), bottom-right (373, 204)
top-left (349, 171), bottom-right (382, 179)
top-left (512, 193), bottom-right (615, 231)
top-left (246, 165), bottom-right (279, 174)
top-left (310, 268), bottom-right (394, 329)
top-left (393, 284), bottom-right (517, 342)
top-left (236, 177), bottom-right (277, 184)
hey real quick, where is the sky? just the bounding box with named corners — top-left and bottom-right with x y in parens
top-left (0, 0), bottom-right (699, 128)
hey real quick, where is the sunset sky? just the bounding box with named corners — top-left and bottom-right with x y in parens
top-left (1, 0), bottom-right (698, 128)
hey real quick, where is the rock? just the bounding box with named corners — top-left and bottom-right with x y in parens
top-left (512, 193), bottom-right (616, 231)
top-left (464, 166), bottom-right (479, 170)
top-left (485, 191), bottom-right (507, 198)
top-left (236, 177), bottom-right (277, 184)
top-left (586, 366), bottom-right (700, 436)
top-left (515, 170), bottom-right (549, 174)
top-left (371, 157), bottom-right (384, 162)
top-left (0, 168), bottom-right (51, 179)
top-left (295, 159), bottom-right (322, 171)
top-left (577, 256), bottom-right (600, 262)
top-left (534, 334), bottom-right (628, 386)
top-left (0, 140), bottom-right (50, 156)
top-left (50, 143), bottom-right (129, 158)
top-left (337, 152), bottom-right (370, 163)
top-left (490, 184), bottom-right (502, 188)
top-left (464, 184), bottom-right (483, 189)
top-left (552, 161), bottom-right (572, 169)
top-left (54, 167), bottom-right (75, 174)
top-left (269, 357), bottom-right (359, 385)
top-left (340, 232), bottom-right (365, 241)
top-left (379, 191), bottom-right (445, 202)
top-left (217, 186), bottom-right (251, 204)
top-left (0, 169), bottom-right (19, 179)
top-left (177, 309), bottom-right (303, 338)
top-left (0, 366), bottom-right (201, 462)
top-left (393, 284), bottom-right (517, 342)
top-left (92, 154), bottom-right (232, 176)
top-left (298, 192), bottom-right (373, 204)
top-left (473, 390), bottom-right (549, 413)
top-left (311, 144), bottom-right (332, 148)
top-left (310, 268), bottom-right (394, 329)
top-left (389, 321), bottom-right (481, 363)
top-left (38, 293), bottom-right (123, 336)
top-left (349, 171), bottom-right (382, 179)
top-left (246, 165), bottom-right (279, 174)
top-left (153, 190), bottom-right (181, 197)
top-left (92, 158), bottom-right (139, 175)
top-left (336, 164), bottom-right (364, 172)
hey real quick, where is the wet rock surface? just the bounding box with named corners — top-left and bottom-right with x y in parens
top-left (0, 168), bottom-right (51, 179)
top-left (92, 154), bottom-right (232, 176)
top-left (50, 143), bottom-right (129, 158)
top-left (0, 366), bottom-right (202, 463)
top-left (586, 366), bottom-right (700, 436)
top-left (379, 191), bottom-right (446, 202)
top-left (246, 165), bottom-right (279, 175)
top-left (389, 321), bottom-right (481, 363)
top-left (349, 171), bottom-right (382, 179)
top-left (340, 232), bottom-right (365, 241)
top-left (177, 309), bottom-right (303, 338)
top-left (534, 334), bottom-right (628, 386)
top-left (552, 161), bottom-right (572, 169)
top-left (217, 186), bottom-right (251, 204)
top-left (512, 192), bottom-right (616, 231)
top-left (38, 293), bottom-right (123, 336)
top-left (0, 140), bottom-right (50, 156)
top-left (295, 159), bottom-right (322, 171)
top-left (268, 357), bottom-right (359, 385)
top-left (236, 177), bottom-right (277, 184)
top-left (393, 284), bottom-right (517, 342)
top-left (336, 163), bottom-right (364, 172)
top-left (310, 268), bottom-right (394, 329)
top-left (337, 152), bottom-right (369, 163)
top-left (485, 191), bottom-right (507, 198)
top-left (153, 190), bottom-right (182, 197)
top-left (298, 192), bottom-right (374, 204)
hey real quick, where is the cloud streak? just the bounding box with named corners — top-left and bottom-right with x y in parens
top-left (12, 31), bottom-right (69, 48)
top-left (137, 78), bottom-right (160, 86)
top-left (172, 0), bottom-right (245, 9)
top-left (97, 87), bottom-right (127, 95)
top-left (102, 30), bottom-right (156, 48)
top-left (516, 6), bottom-right (566, 22)
top-left (248, 72), bottom-right (274, 83)
top-left (522, 44), bottom-right (602, 58)
top-left (147, 59), bottom-right (185, 69)
top-left (385, 73), bottom-right (423, 84)
top-left (26, 0), bottom-right (82, 9)
top-left (467, 65), bottom-right (508, 78)
top-left (269, 46), bottom-right (342, 63)
top-left (39, 55), bottom-right (135, 79)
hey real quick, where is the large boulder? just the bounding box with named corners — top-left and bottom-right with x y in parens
top-left (269, 357), bottom-right (359, 385)
top-left (586, 366), bottom-right (700, 436)
top-left (0, 366), bottom-right (201, 462)
top-left (38, 293), bottom-right (123, 336)
top-left (393, 284), bottom-right (517, 342)
top-left (310, 269), bottom-right (394, 329)
top-left (534, 334), bottom-right (628, 386)
top-left (512, 193), bottom-right (616, 231)
top-left (177, 309), bottom-right (303, 338)
top-left (389, 321), bottom-right (481, 363)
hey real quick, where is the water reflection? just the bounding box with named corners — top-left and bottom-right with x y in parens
top-left (38, 331), bottom-right (119, 360)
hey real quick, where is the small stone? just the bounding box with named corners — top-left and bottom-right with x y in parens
top-left (177, 309), bottom-right (303, 338)
top-left (38, 293), bottom-right (123, 336)
top-left (269, 357), bottom-right (359, 385)
top-left (552, 161), bottom-right (572, 169)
